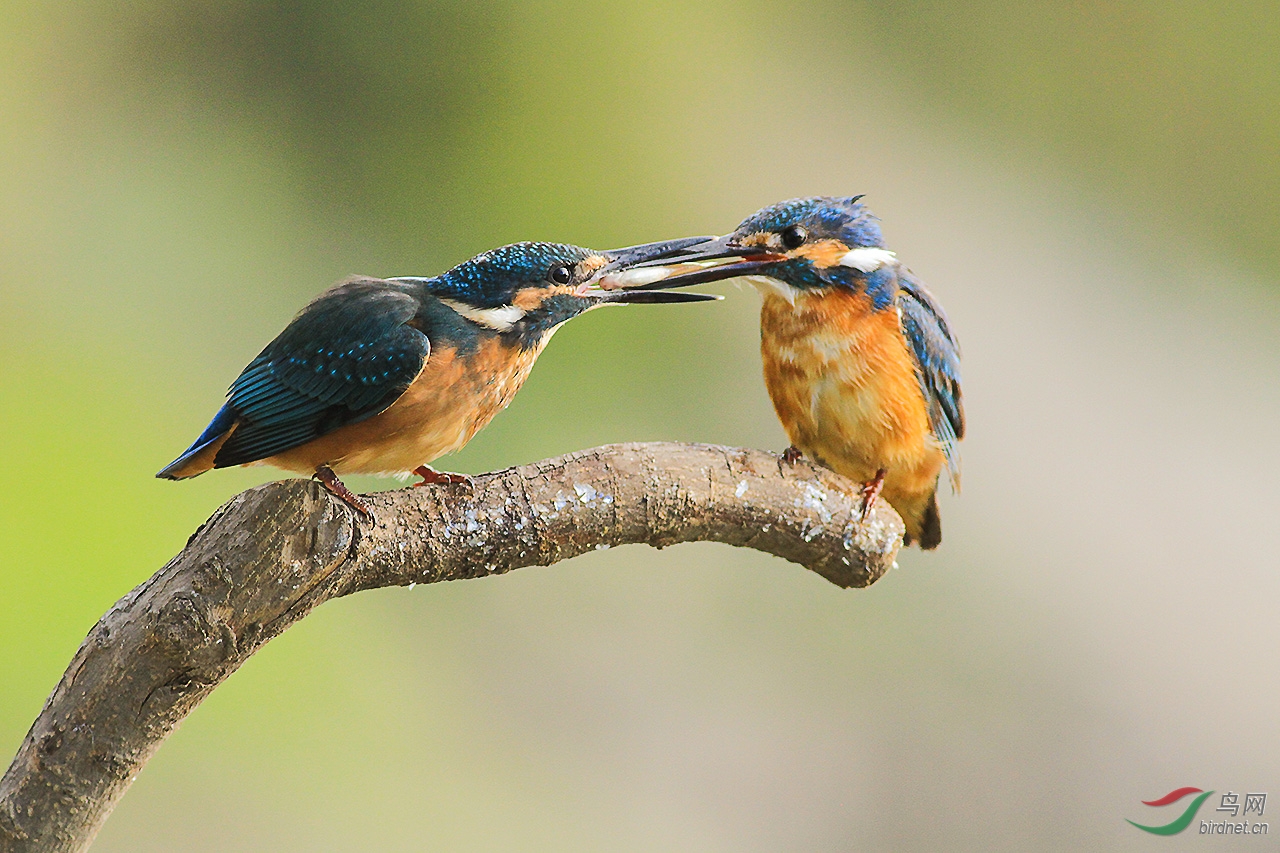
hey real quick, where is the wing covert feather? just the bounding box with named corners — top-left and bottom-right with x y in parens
top-left (214, 278), bottom-right (430, 467)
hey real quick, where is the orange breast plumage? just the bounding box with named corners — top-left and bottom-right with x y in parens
top-left (758, 287), bottom-right (946, 543)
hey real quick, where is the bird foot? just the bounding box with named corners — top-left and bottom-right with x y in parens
top-left (859, 469), bottom-right (887, 521)
top-left (412, 465), bottom-right (473, 490)
top-left (314, 465), bottom-right (373, 520)
top-left (781, 445), bottom-right (804, 464)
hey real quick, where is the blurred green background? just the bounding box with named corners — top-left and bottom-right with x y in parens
top-left (3, 2), bottom-right (1278, 850)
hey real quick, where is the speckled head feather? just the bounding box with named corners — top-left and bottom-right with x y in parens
top-left (417, 242), bottom-right (595, 309)
top-left (738, 196), bottom-right (883, 248)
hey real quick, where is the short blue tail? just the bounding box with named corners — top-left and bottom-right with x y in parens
top-left (156, 403), bottom-right (238, 479)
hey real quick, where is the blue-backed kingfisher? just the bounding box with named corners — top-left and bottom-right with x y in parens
top-left (604, 197), bottom-right (963, 548)
top-left (158, 238), bottom-right (716, 517)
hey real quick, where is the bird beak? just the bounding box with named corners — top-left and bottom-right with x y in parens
top-left (594, 288), bottom-right (721, 305)
top-left (584, 236), bottom-right (724, 304)
top-left (597, 236), bottom-right (716, 273)
top-left (597, 235), bottom-right (785, 291)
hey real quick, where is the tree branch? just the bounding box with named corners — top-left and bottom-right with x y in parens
top-left (0, 442), bottom-right (902, 852)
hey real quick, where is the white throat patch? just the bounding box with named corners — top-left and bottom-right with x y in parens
top-left (837, 247), bottom-right (897, 273)
top-left (439, 298), bottom-right (526, 332)
top-left (747, 275), bottom-right (800, 304)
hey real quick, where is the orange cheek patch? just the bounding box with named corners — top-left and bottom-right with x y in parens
top-left (511, 288), bottom-right (547, 311)
top-left (512, 284), bottom-right (581, 310)
top-left (794, 239), bottom-right (849, 268)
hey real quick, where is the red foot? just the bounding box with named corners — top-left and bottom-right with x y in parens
top-left (781, 446), bottom-right (804, 464)
top-left (412, 465), bottom-right (473, 489)
top-left (859, 468), bottom-right (887, 521)
top-left (314, 465), bottom-right (373, 520)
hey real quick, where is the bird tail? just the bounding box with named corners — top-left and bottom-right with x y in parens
top-left (916, 492), bottom-right (942, 550)
top-left (898, 489), bottom-right (943, 550)
top-left (156, 404), bottom-right (239, 480)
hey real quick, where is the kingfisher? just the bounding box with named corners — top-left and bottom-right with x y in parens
top-left (158, 238), bottom-right (716, 517)
top-left (604, 197), bottom-right (963, 548)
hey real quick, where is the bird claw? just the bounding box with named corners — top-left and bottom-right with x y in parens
top-left (412, 465), bottom-right (474, 491)
top-left (858, 469), bottom-right (887, 522)
top-left (781, 446), bottom-right (804, 464)
top-left (314, 465), bottom-right (374, 521)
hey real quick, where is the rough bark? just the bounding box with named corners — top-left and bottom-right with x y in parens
top-left (0, 442), bottom-right (902, 852)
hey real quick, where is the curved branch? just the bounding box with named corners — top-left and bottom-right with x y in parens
top-left (0, 441), bottom-right (902, 852)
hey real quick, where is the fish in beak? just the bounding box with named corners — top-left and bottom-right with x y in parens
top-left (586, 236), bottom-right (728, 304)
top-left (597, 234), bottom-right (786, 291)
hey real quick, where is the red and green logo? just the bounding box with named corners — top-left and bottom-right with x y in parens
top-left (1127, 788), bottom-right (1214, 835)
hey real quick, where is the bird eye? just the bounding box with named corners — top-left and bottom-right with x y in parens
top-left (548, 263), bottom-right (574, 285)
top-left (780, 224), bottom-right (808, 250)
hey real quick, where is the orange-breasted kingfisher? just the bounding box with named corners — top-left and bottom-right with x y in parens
top-left (158, 238), bottom-right (716, 517)
top-left (603, 197), bottom-right (963, 548)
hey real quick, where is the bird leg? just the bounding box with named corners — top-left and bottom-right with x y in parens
top-left (412, 464), bottom-right (473, 489)
top-left (314, 465), bottom-right (373, 520)
top-left (859, 468), bottom-right (887, 521)
top-left (781, 445), bottom-right (804, 464)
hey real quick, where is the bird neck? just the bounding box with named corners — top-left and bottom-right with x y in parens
top-left (750, 264), bottom-right (899, 312)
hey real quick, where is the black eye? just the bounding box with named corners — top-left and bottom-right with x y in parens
top-left (780, 224), bottom-right (808, 250)
top-left (548, 263), bottom-right (573, 285)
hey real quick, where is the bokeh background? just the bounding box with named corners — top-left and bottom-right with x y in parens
top-left (3, 2), bottom-right (1277, 850)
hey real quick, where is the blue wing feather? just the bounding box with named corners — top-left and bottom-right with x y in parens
top-left (896, 269), bottom-right (964, 486)
top-left (209, 277), bottom-right (430, 468)
top-left (156, 402), bottom-right (240, 478)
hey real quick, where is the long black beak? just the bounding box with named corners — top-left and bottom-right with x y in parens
top-left (596, 289), bottom-right (719, 304)
top-left (599, 236), bottom-right (716, 272)
top-left (601, 235), bottom-right (785, 291)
